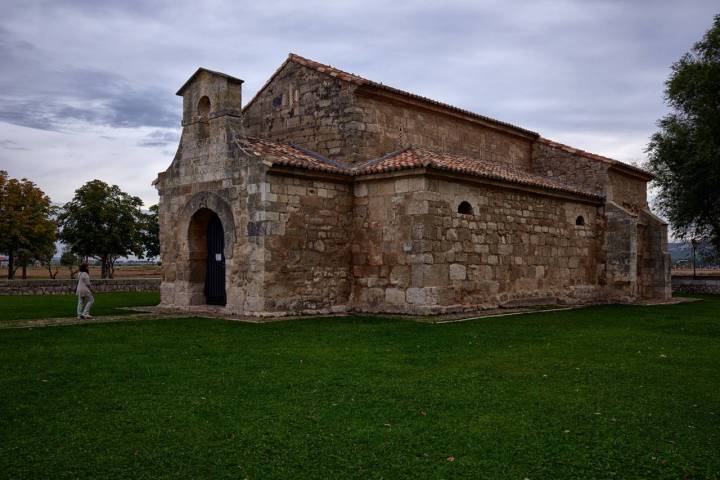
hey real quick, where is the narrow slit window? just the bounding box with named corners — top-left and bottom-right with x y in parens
top-left (197, 96), bottom-right (211, 140)
top-left (458, 201), bottom-right (473, 215)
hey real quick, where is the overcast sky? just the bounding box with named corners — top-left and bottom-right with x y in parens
top-left (0, 0), bottom-right (717, 207)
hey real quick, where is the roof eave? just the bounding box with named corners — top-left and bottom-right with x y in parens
top-left (176, 67), bottom-right (244, 96)
top-left (265, 164), bottom-right (352, 183)
top-left (351, 165), bottom-right (603, 204)
top-left (608, 163), bottom-right (655, 181)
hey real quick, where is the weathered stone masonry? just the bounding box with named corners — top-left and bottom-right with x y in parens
top-left (155, 54), bottom-right (671, 316)
top-left (351, 174), bottom-right (603, 313)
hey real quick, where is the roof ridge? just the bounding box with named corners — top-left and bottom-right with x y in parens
top-left (249, 53), bottom-right (539, 138)
top-left (288, 53), bottom-right (367, 84)
top-left (176, 67), bottom-right (244, 96)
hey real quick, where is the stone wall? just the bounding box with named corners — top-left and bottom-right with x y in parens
top-left (672, 275), bottom-right (720, 294)
top-left (155, 64), bottom-right (672, 316)
top-left (602, 202), bottom-right (638, 301)
top-left (350, 172), bottom-right (605, 314)
top-left (155, 115), bottom-right (258, 313)
top-left (0, 278), bottom-right (160, 295)
top-left (531, 141), bottom-right (608, 196)
top-left (608, 169), bottom-right (647, 213)
top-left (243, 62), bottom-right (359, 162)
top-left (261, 173), bottom-right (353, 314)
top-left (352, 90), bottom-right (533, 168)
top-left (637, 210), bottom-right (672, 299)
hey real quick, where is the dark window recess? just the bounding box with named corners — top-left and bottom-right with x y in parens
top-left (272, 95), bottom-right (283, 108)
top-left (458, 201), bottom-right (473, 215)
top-left (576, 215), bottom-right (585, 226)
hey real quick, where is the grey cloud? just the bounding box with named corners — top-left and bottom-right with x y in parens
top-left (138, 129), bottom-right (180, 147)
top-left (0, 139), bottom-right (28, 151)
top-left (0, 30), bottom-right (179, 131)
top-left (0, 0), bottom-right (717, 207)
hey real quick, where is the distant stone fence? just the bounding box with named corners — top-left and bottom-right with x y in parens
top-left (0, 278), bottom-right (161, 295)
top-left (672, 275), bottom-right (720, 295)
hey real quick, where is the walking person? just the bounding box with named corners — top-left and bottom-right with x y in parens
top-left (76, 263), bottom-right (94, 319)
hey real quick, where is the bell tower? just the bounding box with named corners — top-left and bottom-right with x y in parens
top-left (175, 67), bottom-right (244, 126)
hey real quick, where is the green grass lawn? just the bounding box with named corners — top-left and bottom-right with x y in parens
top-left (0, 296), bottom-right (719, 479)
top-left (0, 292), bottom-right (160, 321)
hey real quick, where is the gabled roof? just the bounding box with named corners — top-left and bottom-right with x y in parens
top-left (538, 138), bottom-right (654, 180)
top-left (239, 54), bottom-right (650, 182)
top-left (351, 147), bottom-right (603, 199)
top-left (176, 67), bottom-right (244, 96)
top-left (241, 137), bottom-right (602, 200)
top-left (242, 53), bottom-right (538, 139)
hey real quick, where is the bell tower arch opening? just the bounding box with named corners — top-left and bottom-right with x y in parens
top-left (197, 96), bottom-right (211, 141)
top-left (198, 95), bottom-right (211, 119)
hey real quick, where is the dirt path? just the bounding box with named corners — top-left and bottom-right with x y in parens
top-left (0, 313), bottom-right (183, 330)
top-left (1, 296), bottom-right (701, 330)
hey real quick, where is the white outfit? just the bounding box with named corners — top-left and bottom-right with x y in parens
top-left (76, 272), bottom-right (93, 317)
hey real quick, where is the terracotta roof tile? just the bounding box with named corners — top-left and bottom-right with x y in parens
top-left (241, 55), bottom-right (648, 180)
top-left (287, 54), bottom-right (366, 84)
top-left (240, 138), bottom-right (348, 174)
top-left (243, 137), bottom-right (602, 200)
top-left (352, 147), bottom-right (603, 199)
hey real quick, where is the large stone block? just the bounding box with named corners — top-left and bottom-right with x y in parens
top-left (449, 263), bottom-right (467, 281)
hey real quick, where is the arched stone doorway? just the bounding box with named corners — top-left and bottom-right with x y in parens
top-left (178, 192), bottom-right (235, 307)
top-left (188, 208), bottom-right (227, 305)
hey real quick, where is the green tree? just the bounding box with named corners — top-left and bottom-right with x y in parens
top-left (0, 171), bottom-right (57, 279)
top-left (37, 245), bottom-right (60, 279)
top-left (58, 180), bottom-right (145, 278)
top-left (59, 249), bottom-right (80, 278)
top-left (141, 204), bottom-right (160, 259)
top-left (647, 14), bottom-right (720, 250)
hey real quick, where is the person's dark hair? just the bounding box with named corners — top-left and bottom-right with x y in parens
top-left (79, 263), bottom-right (89, 273)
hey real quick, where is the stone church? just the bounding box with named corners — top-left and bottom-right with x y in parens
top-left (154, 53), bottom-right (671, 316)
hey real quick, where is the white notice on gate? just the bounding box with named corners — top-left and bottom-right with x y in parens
top-left (215, 254), bottom-right (222, 261)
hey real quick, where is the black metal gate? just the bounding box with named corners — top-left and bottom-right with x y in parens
top-left (205, 213), bottom-right (226, 305)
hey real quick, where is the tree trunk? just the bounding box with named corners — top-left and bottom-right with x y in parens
top-left (21, 264), bottom-right (27, 279)
top-left (7, 250), bottom-right (14, 280)
top-left (101, 255), bottom-right (108, 279)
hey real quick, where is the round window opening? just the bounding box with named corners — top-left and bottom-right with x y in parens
top-left (458, 201), bottom-right (473, 215)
